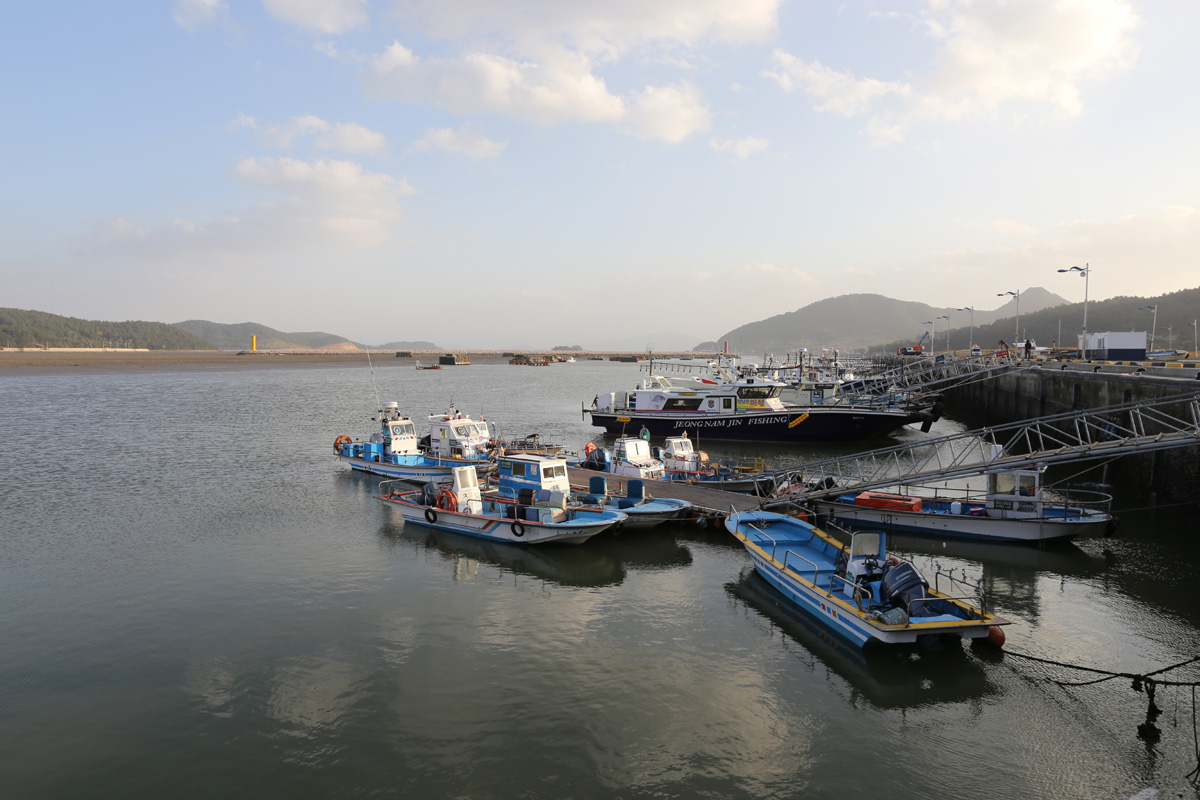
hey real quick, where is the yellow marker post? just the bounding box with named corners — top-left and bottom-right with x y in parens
top-left (251, 335), bottom-right (257, 351)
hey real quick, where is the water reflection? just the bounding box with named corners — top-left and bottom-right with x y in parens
top-left (375, 520), bottom-right (693, 589)
top-left (727, 569), bottom-right (994, 710)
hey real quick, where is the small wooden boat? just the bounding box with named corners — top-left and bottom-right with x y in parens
top-left (378, 465), bottom-right (626, 545)
top-left (725, 510), bottom-right (1007, 647)
top-left (415, 360), bottom-right (441, 370)
top-left (572, 475), bottom-right (691, 530)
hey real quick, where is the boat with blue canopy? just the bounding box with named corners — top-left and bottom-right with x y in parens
top-left (377, 458), bottom-right (627, 545)
top-left (725, 510), bottom-right (1007, 647)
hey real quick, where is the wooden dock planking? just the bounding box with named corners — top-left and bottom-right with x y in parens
top-left (567, 467), bottom-right (763, 515)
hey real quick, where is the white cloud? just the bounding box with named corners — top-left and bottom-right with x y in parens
top-left (230, 113), bottom-right (257, 130)
top-left (764, 52), bottom-right (910, 116)
top-left (366, 43), bottom-right (711, 142)
top-left (411, 127), bottom-right (507, 159)
top-left (623, 82), bottom-right (712, 143)
top-left (85, 158), bottom-right (415, 257)
top-left (262, 0), bottom-right (369, 34)
top-left (173, 0), bottom-right (227, 31)
top-left (709, 136), bottom-right (769, 160)
top-left (386, 0), bottom-right (781, 55)
top-left (259, 115), bottom-right (388, 155)
top-left (768, 0), bottom-right (1141, 143)
top-left (366, 43), bottom-right (626, 125)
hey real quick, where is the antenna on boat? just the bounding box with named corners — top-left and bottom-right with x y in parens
top-left (365, 348), bottom-right (383, 413)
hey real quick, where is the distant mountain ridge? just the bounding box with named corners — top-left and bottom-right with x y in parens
top-left (703, 288), bottom-right (1068, 354)
top-left (0, 308), bottom-right (214, 350)
top-left (172, 320), bottom-right (439, 351)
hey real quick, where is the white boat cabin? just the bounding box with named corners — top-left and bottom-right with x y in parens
top-left (427, 409), bottom-right (492, 459)
top-left (660, 434), bottom-right (709, 474)
top-left (610, 437), bottom-right (665, 479)
top-left (985, 467), bottom-right (1046, 519)
top-left (596, 376), bottom-right (788, 416)
top-left (449, 466), bottom-right (484, 514)
top-left (374, 401), bottom-right (419, 456)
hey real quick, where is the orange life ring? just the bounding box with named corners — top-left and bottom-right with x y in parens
top-left (333, 435), bottom-right (353, 454)
top-left (584, 442), bottom-right (597, 454)
top-left (437, 489), bottom-right (458, 511)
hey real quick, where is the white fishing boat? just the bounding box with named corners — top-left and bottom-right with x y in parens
top-left (809, 464), bottom-right (1114, 543)
top-left (575, 436), bottom-right (666, 479)
top-left (377, 460), bottom-right (626, 545)
top-left (335, 402), bottom-right (496, 483)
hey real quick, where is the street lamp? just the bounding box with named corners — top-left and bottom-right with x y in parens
top-left (956, 306), bottom-right (975, 349)
top-left (923, 320), bottom-right (935, 353)
top-left (1189, 320), bottom-right (1198, 357)
top-left (1166, 325), bottom-right (1174, 351)
top-left (1057, 263), bottom-right (1091, 359)
top-left (997, 290), bottom-right (1020, 342)
top-left (937, 314), bottom-right (949, 352)
top-left (1139, 305), bottom-right (1158, 351)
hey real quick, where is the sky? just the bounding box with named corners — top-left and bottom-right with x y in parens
top-left (2, 0), bottom-right (1198, 349)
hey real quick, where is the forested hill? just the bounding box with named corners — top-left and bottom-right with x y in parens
top-left (172, 320), bottom-right (358, 350)
top-left (0, 308), bottom-right (215, 349)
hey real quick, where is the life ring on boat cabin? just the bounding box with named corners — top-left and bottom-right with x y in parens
top-left (333, 435), bottom-right (353, 454)
top-left (437, 489), bottom-right (458, 512)
top-left (424, 508), bottom-right (438, 524)
top-left (584, 442), bottom-right (597, 454)
top-left (511, 521), bottom-right (526, 537)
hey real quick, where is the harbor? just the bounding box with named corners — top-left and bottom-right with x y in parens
top-left (6, 356), bottom-right (1200, 799)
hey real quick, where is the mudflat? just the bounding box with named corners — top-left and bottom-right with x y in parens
top-left (0, 349), bottom-right (394, 375)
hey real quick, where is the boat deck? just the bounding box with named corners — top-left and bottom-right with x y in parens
top-left (566, 467), bottom-right (762, 515)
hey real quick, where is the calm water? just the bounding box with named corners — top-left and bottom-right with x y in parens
top-left (2, 361), bottom-right (1199, 799)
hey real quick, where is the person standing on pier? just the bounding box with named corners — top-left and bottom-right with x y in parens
top-left (1024, 339), bottom-right (1033, 359)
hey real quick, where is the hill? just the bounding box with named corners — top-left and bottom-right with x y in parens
top-left (172, 320), bottom-right (364, 351)
top-left (0, 308), bottom-right (215, 350)
top-left (876, 285), bottom-right (1200, 354)
top-left (706, 288), bottom-right (1068, 354)
top-left (377, 340), bottom-right (441, 350)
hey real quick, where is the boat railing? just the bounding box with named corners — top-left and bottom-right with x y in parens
top-left (743, 521), bottom-right (780, 560)
top-left (827, 574), bottom-right (873, 606)
top-left (377, 479), bottom-right (409, 499)
top-left (1041, 487), bottom-right (1114, 517)
top-left (782, 550), bottom-right (821, 587)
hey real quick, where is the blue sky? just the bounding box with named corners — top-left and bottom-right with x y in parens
top-left (2, 0), bottom-right (1197, 348)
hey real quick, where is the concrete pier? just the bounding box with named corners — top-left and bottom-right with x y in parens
top-left (944, 361), bottom-right (1200, 503)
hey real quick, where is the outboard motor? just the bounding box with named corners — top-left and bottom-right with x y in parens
top-left (882, 561), bottom-right (933, 617)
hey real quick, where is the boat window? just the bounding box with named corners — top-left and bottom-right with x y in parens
top-left (542, 465), bottom-right (566, 479)
top-left (663, 398), bottom-right (703, 411)
top-left (626, 440), bottom-right (650, 458)
top-left (391, 423), bottom-right (415, 437)
top-left (1018, 475), bottom-right (1038, 496)
top-left (992, 473), bottom-right (1017, 494)
top-left (737, 386), bottom-right (775, 399)
top-left (722, 398), bottom-right (733, 410)
top-left (673, 438), bottom-right (693, 454)
top-left (510, 462), bottom-right (526, 477)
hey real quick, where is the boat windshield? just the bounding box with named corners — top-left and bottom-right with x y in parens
top-left (453, 423), bottom-right (480, 438)
top-left (670, 438), bottom-right (693, 454)
top-left (390, 423), bottom-right (415, 437)
top-left (737, 385), bottom-right (779, 399)
top-left (541, 464), bottom-right (567, 480)
top-left (625, 440), bottom-right (651, 459)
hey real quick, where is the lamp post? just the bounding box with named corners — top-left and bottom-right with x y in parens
top-left (1166, 325), bottom-right (1174, 351)
top-left (997, 290), bottom-right (1020, 342)
top-left (956, 306), bottom-right (975, 349)
top-left (923, 320), bottom-right (935, 353)
top-left (1139, 305), bottom-right (1158, 351)
top-left (1189, 320), bottom-right (1198, 357)
top-left (937, 315), bottom-right (949, 352)
top-left (1057, 263), bottom-right (1090, 359)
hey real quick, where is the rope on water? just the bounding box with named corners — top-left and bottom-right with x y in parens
top-left (1003, 650), bottom-right (1200, 781)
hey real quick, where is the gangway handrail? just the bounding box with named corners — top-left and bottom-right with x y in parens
top-left (767, 393), bottom-right (1200, 501)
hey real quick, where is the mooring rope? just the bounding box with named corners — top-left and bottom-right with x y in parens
top-left (1003, 650), bottom-right (1200, 781)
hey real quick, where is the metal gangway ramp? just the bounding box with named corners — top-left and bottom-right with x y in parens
top-left (767, 394), bottom-right (1200, 503)
top-left (837, 355), bottom-right (1031, 403)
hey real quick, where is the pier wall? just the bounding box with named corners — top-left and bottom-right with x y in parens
top-left (943, 365), bottom-right (1200, 503)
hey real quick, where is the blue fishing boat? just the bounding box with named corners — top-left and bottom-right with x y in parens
top-left (335, 402), bottom-right (496, 483)
top-left (378, 461), bottom-right (626, 545)
top-left (725, 510), bottom-right (1007, 647)
top-left (572, 475), bottom-right (692, 530)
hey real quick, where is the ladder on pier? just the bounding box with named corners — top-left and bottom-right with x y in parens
top-left (767, 394), bottom-right (1200, 502)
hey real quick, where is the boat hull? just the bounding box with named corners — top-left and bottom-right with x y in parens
top-left (339, 454), bottom-right (494, 482)
top-left (812, 499), bottom-right (1107, 542)
top-left (726, 511), bottom-right (1002, 647)
top-left (588, 407), bottom-right (924, 443)
top-left (608, 499), bottom-right (692, 529)
top-left (378, 494), bottom-right (622, 545)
